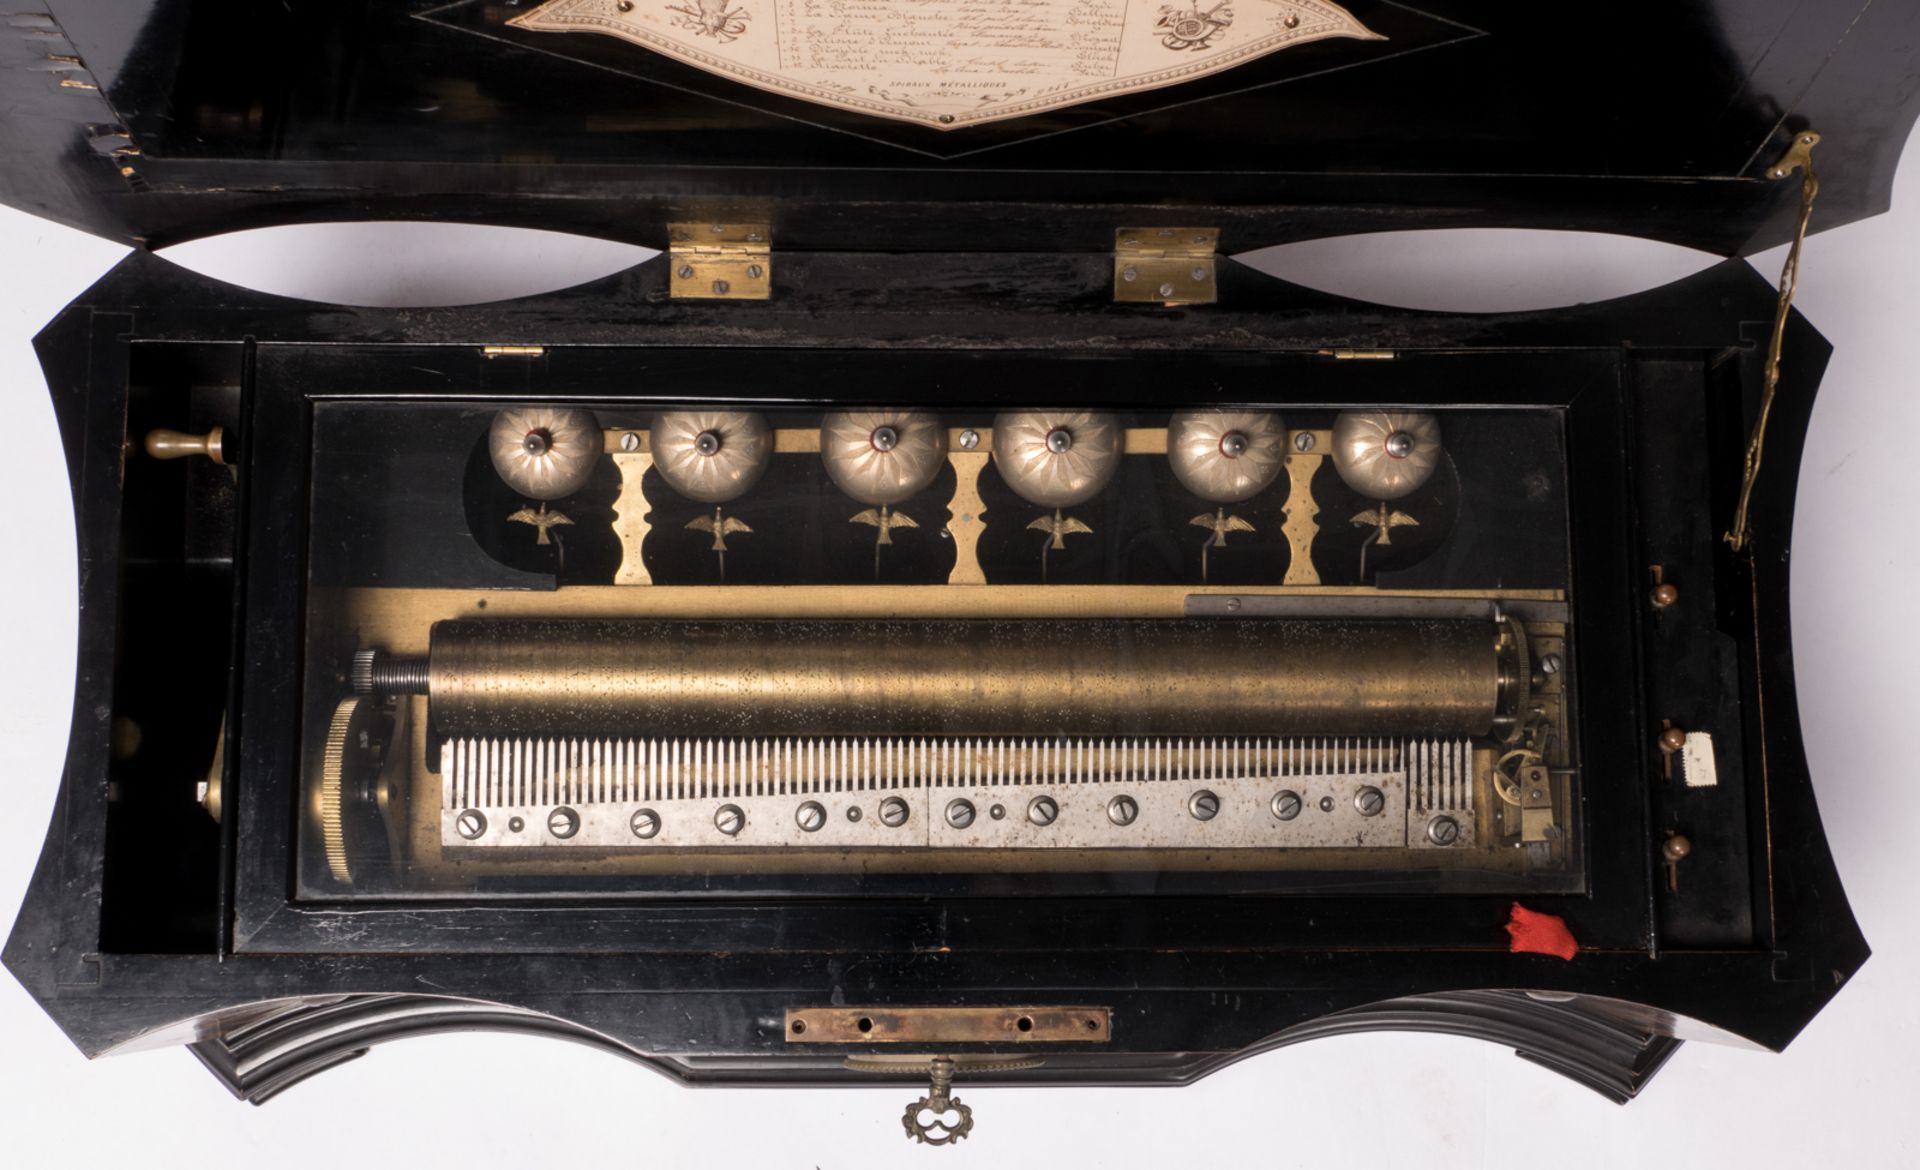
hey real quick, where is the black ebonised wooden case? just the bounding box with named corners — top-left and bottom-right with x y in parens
top-left (3, 0), bottom-right (1917, 1127)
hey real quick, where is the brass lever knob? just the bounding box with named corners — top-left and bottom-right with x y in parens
top-left (143, 427), bottom-right (225, 464)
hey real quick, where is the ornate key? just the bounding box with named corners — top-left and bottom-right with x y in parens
top-left (902, 1057), bottom-right (973, 1146)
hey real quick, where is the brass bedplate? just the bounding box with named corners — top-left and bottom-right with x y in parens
top-left (304, 409), bottom-right (1574, 888)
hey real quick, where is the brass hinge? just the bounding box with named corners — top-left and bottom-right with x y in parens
top-left (1115, 227), bottom-right (1217, 305)
top-left (669, 223), bottom-right (771, 300)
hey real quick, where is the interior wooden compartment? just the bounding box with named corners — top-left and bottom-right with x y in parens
top-left (94, 343), bottom-right (241, 954)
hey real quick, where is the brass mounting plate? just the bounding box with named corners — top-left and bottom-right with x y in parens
top-left (786, 1005), bottom-right (1111, 1044)
top-left (669, 222), bottom-right (771, 300)
top-left (1115, 227), bottom-right (1218, 306)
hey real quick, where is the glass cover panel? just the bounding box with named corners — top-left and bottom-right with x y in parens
top-left (297, 401), bottom-right (1575, 898)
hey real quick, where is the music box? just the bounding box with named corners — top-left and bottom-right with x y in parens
top-left (4, 0), bottom-right (1914, 1143)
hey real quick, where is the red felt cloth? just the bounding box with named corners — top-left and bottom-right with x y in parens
top-left (1505, 902), bottom-right (1579, 960)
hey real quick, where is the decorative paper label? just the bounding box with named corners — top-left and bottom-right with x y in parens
top-left (509, 0), bottom-right (1382, 130)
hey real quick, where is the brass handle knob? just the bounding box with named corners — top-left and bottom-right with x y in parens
top-left (144, 426), bottom-right (225, 464)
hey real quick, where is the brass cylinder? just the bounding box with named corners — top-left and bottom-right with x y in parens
top-left (425, 618), bottom-right (1512, 739)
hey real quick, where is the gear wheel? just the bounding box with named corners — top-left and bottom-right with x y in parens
top-left (316, 697), bottom-right (370, 883)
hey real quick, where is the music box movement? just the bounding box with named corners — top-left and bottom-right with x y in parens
top-left (306, 403), bottom-right (1572, 890)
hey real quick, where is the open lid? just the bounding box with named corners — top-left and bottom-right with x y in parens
top-left (3, 0), bottom-right (1918, 254)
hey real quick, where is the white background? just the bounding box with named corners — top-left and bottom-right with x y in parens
top-left (2, 124), bottom-right (1917, 1166)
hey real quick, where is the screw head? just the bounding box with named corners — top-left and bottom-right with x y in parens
top-left (1158, 282), bottom-right (1176, 298)
top-left (1271, 790), bottom-right (1303, 821)
top-left (630, 808), bottom-right (662, 839)
top-left (1223, 597), bottom-right (1242, 613)
top-left (1190, 266), bottom-right (1208, 281)
top-left (1188, 789), bottom-right (1221, 821)
top-left (958, 429), bottom-right (980, 451)
top-left (1027, 795), bottom-right (1059, 827)
top-left (1107, 794), bottom-right (1139, 826)
top-left (1121, 265), bottom-right (1139, 282)
top-left (796, 800), bottom-right (827, 833)
top-left (870, 425), bottom-right (899, 452)
top-left (1354, 786), bottom-right (1386, 817)
top-left (945, 798), bottom-right (977, 829)
top-left (1293, 431), bottom-right (1316, 452)
top-left (1539, 653), bottom-right (1563, 676)
top-left (1046, 428), bottom-right (1074, 454)
top-left (620, 431), bottom-right (642, 452)
top-left (746, 264), bottom-right (764, 280)
top-left (677, 263), bottom-right (695, 279)
top-left (456, 809), bottom-right (487, 839)
top-left (547, 806), bottom-right (580, 839)
top-left (714, 803), bottom-right (746, 836)
top-left (1426, 815), bottom-right (1461, 846)
top-left (711, 279), bottom-right (731, 295)
top-left (878, 796), bottom-right (910, 827)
